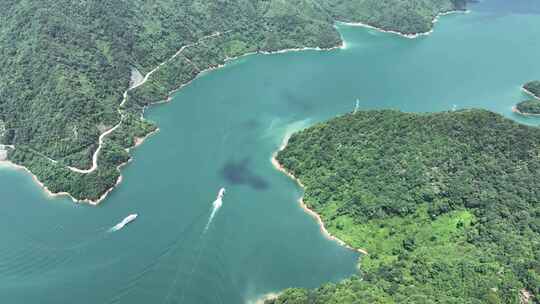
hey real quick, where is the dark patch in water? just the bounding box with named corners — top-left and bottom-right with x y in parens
top-left (221, 158), bottom-right (269, 190)
top-left (243, 119), bottom-right (259, 129)
top-left (263, 78), bottom-right (273, 88)
top-left (280, 88), bottom-right (312, 112)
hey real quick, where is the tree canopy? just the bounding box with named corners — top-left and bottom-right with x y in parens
top-left (0, 0), bottom-right (464, 201)
top-left (516, 99), bottom-right (540, 115)
top-left (272, 109), bottom-right (540, 304)
top-left (524, 81), bottom-right (540, 99)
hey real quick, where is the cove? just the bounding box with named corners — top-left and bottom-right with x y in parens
top-left (0, 1), bottom-right (539, 303)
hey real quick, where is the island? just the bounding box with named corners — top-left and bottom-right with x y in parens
top-left (0, 0), bottom-right (468, 202)
top-left (271, 109), bottom-right (539, 303)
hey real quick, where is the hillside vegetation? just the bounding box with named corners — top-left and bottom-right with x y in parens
top-left (516, 100), bottom-right (540, 115)
top-left (0, 0), bottom-right (465, 201)
top-left (514, 81), bottom-right (540, 115)
top-left (324, 0), bottom-right (467, 33)
top-left (524, 81), bottom-right (540, 99)
top-left (273, 110), bottom-right (540, 303)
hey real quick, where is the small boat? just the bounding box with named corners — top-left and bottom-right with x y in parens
top-left (112, 214), bottom-right (138, 231)
top-left (217, 188), bottom-right (226, 199)
top-left (213, 188), bottom-right (226, 209)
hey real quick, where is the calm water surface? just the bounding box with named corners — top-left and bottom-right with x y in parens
top-left (1, 1), bottom-right (539, 303)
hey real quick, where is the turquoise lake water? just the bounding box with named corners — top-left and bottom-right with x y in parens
top-left (0, 1), bottom-right (539, 303)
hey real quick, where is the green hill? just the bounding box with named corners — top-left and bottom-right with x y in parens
top-left (0, 0), bottom-right (466, 201)
top-left (524, 81), bottom-right (540, 99)
top-left (273, 109), bottom-right (540, 303)
top-left (516, 99), bottom-right (540, 115)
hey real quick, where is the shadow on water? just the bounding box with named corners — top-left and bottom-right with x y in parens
top-left (2, 0), bottom-right (540, 302)
top-left (220, 158), bottom-right (269, 191)
top-left (242, 119), bottom-right (259, 129)
top-left (280, 88), bottom-right (313, 112)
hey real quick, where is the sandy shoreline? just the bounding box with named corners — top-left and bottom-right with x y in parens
top-left (0, 158), bottom-right (125, 205)
top-left (512, 87), bottom-right (540, 117)
top-left (523, 87), bottom-right (540, 100)
top-left (65, 33), bottom-right (224, 175)
top-left (249, 292), bottom-right (281, 304)
top-left (271, 135), bottom-right (368, 255)
top-left (0, 33), bottom-right (223, 204)
top-left (0, 128), bottom-right (159, 205)
top-left (0, 160), bottom-right (69, 197)
top-left (512, 106), bottom-right (540, 117)
top-left (1, 36), bottom-right (342, 205)
top-left (133, 128), bottom-right (160, 148)
top-left (5, 8), bottom-right (459, 205)
top-left (338, 9), bottom-right (469, 39)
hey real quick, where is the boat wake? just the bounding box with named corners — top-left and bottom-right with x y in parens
top-left (164, 188), bottom-right (226, 303)
top-left (109, 214), bottom-right (138, 232)
top-left (204, 188), bottom-right (225, 233)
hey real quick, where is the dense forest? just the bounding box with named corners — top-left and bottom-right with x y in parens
top-left (524, 81), bottom-right (540, 99)
top-left (327, 0), bottom-right (467, 34)
top-left (514, 81), bottom-right (540, 115)
top-left (273, 110), bottom-right (540, 303)
top-left (516, 100), bottom-right (540, 115)
top-left (0, 0), bottom-right (466, 201)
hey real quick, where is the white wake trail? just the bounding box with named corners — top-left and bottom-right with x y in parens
top-left (169, 188), bottom-right (226, 304)
top-left (108, 214), bottom-right (138, 233)
top-left (204, 188), bottom-right (225, 232)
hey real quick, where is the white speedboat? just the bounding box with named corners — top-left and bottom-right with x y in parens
top-left (112, 214), bottom-right (138, 231)
top-left (213, 188), bottom-right (225, 209)
top-left (217, 188), bottom-right (226, 199)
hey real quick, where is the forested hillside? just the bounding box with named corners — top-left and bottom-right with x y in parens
top-left (524, 81), bottom-right (540, 99)
top-left (514, 81), bottom-right (540, 115)
top-left (273, 110), bottom-right (540, 303)
top-left (0, 0), bottom-right (465, 201)
top-left (516, 100), bottom-right (540, 115)
top-left (323, 0), bottom-right (467, 34)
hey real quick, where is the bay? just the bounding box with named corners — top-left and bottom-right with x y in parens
top-left (0, 1), bottom-right (539, 303)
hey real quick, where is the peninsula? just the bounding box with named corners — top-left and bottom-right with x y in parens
top-left (514, 81), bottom-right (540, 116)
top-left (524, 80), bottom-right (540, 99)
top-left (271, 109), bottom-right (540, 303)
top-left (0, 0), bottom-right (468, 202)
top-left (515, 99), bottom-right (540, 116)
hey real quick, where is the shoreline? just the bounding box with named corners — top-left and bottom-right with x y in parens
top-left (249, 292), bottom-right (281, 304)
top-left (512, 106), bottom-right (540, 117)
top-left (5, 6), bottom-right (457, 204)
top-left (0, 158), bottom-right (125, 205)
top-left (65, 32), bottom-right (224, 175)
top-left (338, 9), bottom-right (469, 39)
top-left (513, 87), bottom-right (540, 117)
top-left (1, 38), bottom-right (342, 205)
top-left (0, 128), bottom-right (159, 205)
top-left (78, 127), bottom-right (160, 205)
top-left (0, 160), bottom-right (79, 202)
top-left (1, 33), bottom-right (225, 205)
top-left (271, 134), bottom-right (368, 256)
top-left (523, 87), bottom-right (540, 100)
